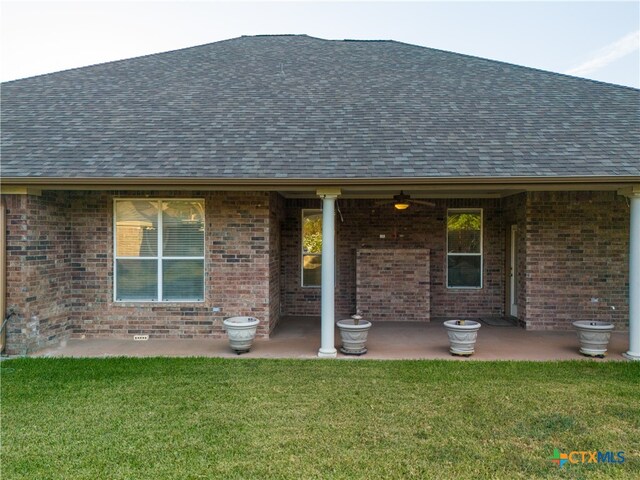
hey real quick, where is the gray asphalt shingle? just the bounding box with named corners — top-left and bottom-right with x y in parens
top-left (1, 35), bottom-right (639, 180)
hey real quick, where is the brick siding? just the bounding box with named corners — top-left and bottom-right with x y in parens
top-left (3, 191), bottom-right (277, 353)
top-left (268, 193), bottom-right (285, 333)
top-left (3, 193), bottom-right (73, 354)
top-left (2, 189), bottom-right (631, 354)
top-left (524, 191), bottom-right (629, 331)
top-left (356, 249), bottom-right (430, 322)
top-left (280, 199), bottom-right (323, 317)
top-left (281, 198), bottom-right (505, 321)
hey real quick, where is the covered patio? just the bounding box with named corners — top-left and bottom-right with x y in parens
top-left (33, 316), bottom-right (630, 361)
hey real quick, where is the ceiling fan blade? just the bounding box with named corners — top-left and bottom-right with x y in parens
top-left (374, 200), bottom-right (395, 206)
top-left (411, 199), bottom-right (436, 207)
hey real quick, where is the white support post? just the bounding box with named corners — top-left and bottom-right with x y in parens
top-left (624, 193), bottom-right (640, 361)
top-left (317, 190), bottom-right (339, 358)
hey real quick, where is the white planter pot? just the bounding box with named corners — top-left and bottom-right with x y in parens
top-left (443, 320), bottom-right (481, 356)
top-left (223, 316), bottom-right (260, 354)
top-left (337, 319), bottom-right (372, 355)
top-left (573, 321), bottom-right (614, 357)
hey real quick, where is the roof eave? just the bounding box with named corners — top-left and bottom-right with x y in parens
top-left (2, 176), bottom-right (639, 194)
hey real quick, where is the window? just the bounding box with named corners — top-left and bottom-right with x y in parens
top-left (447, 209), bottom-right (482, 288)
top-left (301, 209), bottom-right (322, 287)
top-left (114, 199), bottom-right (205, 302)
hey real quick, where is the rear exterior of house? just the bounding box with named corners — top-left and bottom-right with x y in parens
top-left (1, 35), bottom-right (639, 357)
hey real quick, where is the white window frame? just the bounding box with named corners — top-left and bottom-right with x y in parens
top-left (113, 198), bottom-right (205, 303)
top-left (301, 209), bottom-right (322, 288)
top-left (446, 208), bottom-right (483, 289)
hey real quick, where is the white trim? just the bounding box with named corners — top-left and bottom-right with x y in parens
top-left (157, 202), bottom-right (163, 302)
top-left (114, 256), bottom-right (204, 260)
top-left (624, 194), bottom-right (640, 360)
top-left (112, 199), bottom-right (117, 303)
top-left (446, 208), bottom-right (483, 289)
top-left (301, 208), bottom-right (322, 288)
top-left (113, 198), bottom-right (205, 303)
top-left (318, 194), bottom-right (337, 358)
top-left (510, 224), bottom-right (518, 316)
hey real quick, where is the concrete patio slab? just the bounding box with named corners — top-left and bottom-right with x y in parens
top-left (31, 317), bottom-right (631, 361)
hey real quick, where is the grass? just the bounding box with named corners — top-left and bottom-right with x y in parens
top-left (1, 358), bottom-right (639, 479)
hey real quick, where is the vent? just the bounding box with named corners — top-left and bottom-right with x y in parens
top-left (133, 335), bottom-right (149, 341)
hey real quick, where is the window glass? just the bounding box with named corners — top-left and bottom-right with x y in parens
top-left (447, 256), bottom-right (482, 288)
top-left (115, 259), bottom-right (158, 301)
top-left (302, 212), bottom-right (323, 254)
top-left (447, 209), bottom-right (482, 288)
top-left (115, 200), bottom-right (158, 257)
top-left (162, 259), bottom-right (204, 301)
top-left (302, 210), bottom-right (322, 287)
top-left (162, 201), bottom-right (205, 257)
top-left (447, 212), bottom-right (481, 254)
top-left (302, 255), bottom-right (322, 286)
top-left (114, 199), bottom-right (205, 302)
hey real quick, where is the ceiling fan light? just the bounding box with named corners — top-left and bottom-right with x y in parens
top-left (394, 202), bottom-right (410, 210)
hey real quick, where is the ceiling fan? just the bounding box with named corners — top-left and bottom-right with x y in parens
top-left (375, 191), bottom-right (436, 210)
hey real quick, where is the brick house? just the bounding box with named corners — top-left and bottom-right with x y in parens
top-left (1, 35), bottom-right (639, 358)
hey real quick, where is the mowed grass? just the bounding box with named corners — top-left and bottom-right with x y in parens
top-left (1, 358), bottom-right (639, 479)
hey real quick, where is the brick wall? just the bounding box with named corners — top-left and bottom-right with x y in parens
top-left (3, 193), bottom-right (73, 355)
top-left (4, 190), bottom-right (278, 353)
top-left (281, 198), bottom-right (505, 321)
top-left (356, 249), bottom-right (430, 322)
top-left (70, 191), bottom-right (274, 339)
top-left (3, 189), bottom-right (631, 354)
top-left (430, 199), bottom-right (505, 319)
top-left (280, 199), bottom-right (323, 317)
top-left (280, 193), bottom-right (630, 330)
top-left (268, 193), bottom-right (285, 333)
top-left (524, 191), bottom-right (629, 331)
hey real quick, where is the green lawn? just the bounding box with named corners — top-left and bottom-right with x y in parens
top-left (1, 358), bottom-right (638, 479)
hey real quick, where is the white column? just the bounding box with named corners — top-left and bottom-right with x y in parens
top-left (317, 191), bottom-right (338, 358)
top-left (624, 193), bottom-right (640, 360)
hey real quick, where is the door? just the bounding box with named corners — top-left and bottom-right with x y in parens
top-left (509, 224), bottom-right (518, 317)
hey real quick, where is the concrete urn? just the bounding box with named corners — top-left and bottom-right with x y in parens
top-left (337, 315), bottom-right (372, 355)
top-left (572, 321), bottom-right (614, 357)
top-left (443, 320), bottom-right (481, 356)
top-left (223, 316), bottom-right (260, 354)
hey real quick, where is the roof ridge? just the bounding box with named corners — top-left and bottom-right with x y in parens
top-left (242, 34), bottom-right (310, 38)
top-left (342, 39), bottom-right (393, 43)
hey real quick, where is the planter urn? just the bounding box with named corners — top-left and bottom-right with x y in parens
top-left (337, 315), bottom-right (372, 355)
top-left (572, 321), bottom-right (614, 357)
top-left (223, 316), bottom-right (260, 354)
top-left (443, 320), bottom-right (481, 356)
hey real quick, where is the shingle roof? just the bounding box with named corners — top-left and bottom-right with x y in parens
top-left (2, 35), bottom-right (639, 180)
